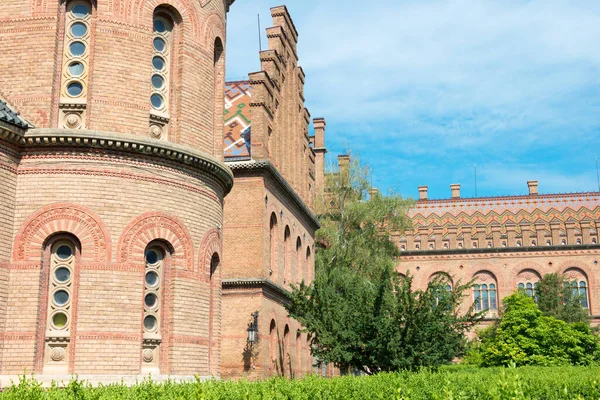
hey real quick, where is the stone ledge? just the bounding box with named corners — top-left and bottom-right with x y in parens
top-left (1, 128), bottom-right (234, 195)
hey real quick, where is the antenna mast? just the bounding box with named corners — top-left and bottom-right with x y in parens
top-left (596, 157), bottom-right (599, 192)
top-left (474, 163), bottom-right (478, 197)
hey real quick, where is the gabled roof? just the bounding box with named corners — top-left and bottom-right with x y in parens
top-left (0, 99), bottom-right (29, 129)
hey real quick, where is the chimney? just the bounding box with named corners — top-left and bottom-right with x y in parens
top-left (337, 155), bottom-right (350, 186)
top-left (418, 186), bottom-right (428, 200)
top-left (527, 180), bottom-right (538, 196)
top-left (450, 184), bottom-right (460, 199)
top-left (313, 118), bottom-right (326, 149)
top-left (369, 188), bottom-right (379, 198)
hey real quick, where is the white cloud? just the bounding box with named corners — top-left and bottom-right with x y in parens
top-left (225, 0), bottom-right (600, 197)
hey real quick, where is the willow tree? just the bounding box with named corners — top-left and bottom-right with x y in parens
top-left (286, 157), bottom-right (481, 374)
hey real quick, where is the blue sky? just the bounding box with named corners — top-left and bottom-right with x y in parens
top-left (225, 0), bottom-right (600, 200)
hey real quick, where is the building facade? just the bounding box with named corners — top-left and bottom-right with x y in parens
top-left (221, 6), bottom-right (326, 380)
top-left (0, 0), bottom-right (234, 381)
top-left (396, 182), bottom-right (600, 325)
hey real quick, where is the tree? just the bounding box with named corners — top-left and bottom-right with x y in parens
top-left (534, 273), bottom-right (589, 324)
top-left (475, 292), bottom-right (600, 367)
top-left (286, 157), bottom-right (482, 374)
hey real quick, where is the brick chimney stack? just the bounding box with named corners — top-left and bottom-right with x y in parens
top-left (312, 118), bottom-right (327, 200)
top-left (418, 186), bottom-right (428, 200)
top-left (450, 184), bottom-right (461, 199)
top-left (528, 180), bottom-right (538, 196)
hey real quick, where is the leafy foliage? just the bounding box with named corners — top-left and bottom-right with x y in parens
top-left (535, 273), bottom-right (589, 324)
top-left (286, 157), bottom-right (481, 373)
top-left (5, 366), bottom-right (600, 399)
top-left (474, 292), bottom-right (600, 367)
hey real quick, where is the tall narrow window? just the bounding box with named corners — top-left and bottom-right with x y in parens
top-left (59, 1), bottom-right (92, 129)
top-left (44, 240), bottom-right (76, 373)
top-left (270, 213), bottom-right (278, 281)
top-left (296, 238), bottom-right (302, 282)
top-left (284, 226), bottom-right (291, 284)
top-left (142, 245), bottom-right (164, 372)
top-left (305, 247), bottom-right (311, 284)
top-left (516, 269), bottom-right (541, 301)
top-left (472, 272), bottom-right (498, 313)
top-left (149, 12), bottom-right (173, 139)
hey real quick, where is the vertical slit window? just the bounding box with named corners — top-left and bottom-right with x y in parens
top-left (62, 2), bottom-right (91, 100)
top-left (48, 241), bottom-right (75, 333)
top-left (151, 15), bottom-right (172, 114)
top-left (59, 1), bottom-right (92, 129)
top-left (144, 247), bottom-right (163, 334)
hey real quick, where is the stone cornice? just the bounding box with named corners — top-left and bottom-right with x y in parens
top-left (226, 159), bottom-right (320, 230)
top-left (222, 278), bottom-right (291, 305)
top-left (400, 244), bottom-right (600, 260)
top-left (2, 129), bottom-right (233, 195)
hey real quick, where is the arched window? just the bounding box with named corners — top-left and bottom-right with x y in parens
top-left (150, 13), bottom-right (172, 113)
top-left (284, 226), bottom-right (291, 284)
top-left (283, 325), bottom-right (291, 378)
top-left (472, 271), bottom-right (498, 312)
top-left (564, 268), bottom-right (589, 309)
top-left (269, 319), bottom-right (278, 376)
top-left (59, 0), bottom-right (92, 129)
top-left (429, 272), bottom-right (453, 306)
top-left (269, 213), bottom-right (278, 281)
top-left (516, 269), bottom-right (541, 299)
top-left (142, 244), bottom-right (166, 372)
top-left (149, 9), bottom-right (176, 140)
top-left (305, 246), bottom-right (312, 284)
top-left (295, 330), bottom-right (302, 376)
top-left (295, 237), bottom-right (302, 282)
top-left (43, 237), bottom-right (78, 373)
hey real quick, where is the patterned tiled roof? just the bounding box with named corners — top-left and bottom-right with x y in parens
top-left (0, 99), bottom-right (28, 129)
top-left (224, 81), bottom-right (252, 160)
top-left (408, 192), bottom-right (600, 229)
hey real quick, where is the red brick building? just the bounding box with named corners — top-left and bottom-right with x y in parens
top-left (396, 183), bottom-right (600, 325)
top-left (221, 7), bottom-right (326, 379)
top-left (0, 0), bottom-right (234, 382)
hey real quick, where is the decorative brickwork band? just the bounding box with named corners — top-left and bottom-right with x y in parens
top-left (13, 203), bottom-right (111, 263)
top-left (118, 212), bottom-right (194, 271)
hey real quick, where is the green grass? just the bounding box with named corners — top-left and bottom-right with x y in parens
top-left (2, 365), bottom-right (600, 399)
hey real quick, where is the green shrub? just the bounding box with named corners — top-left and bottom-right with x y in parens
top-left (2, 365), bottom-right (600, 399)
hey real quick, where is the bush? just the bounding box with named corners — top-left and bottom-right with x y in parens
top-left (3, 366), bottom-right (600, 399)
top-left (474, 292), bottom-right (600, 367)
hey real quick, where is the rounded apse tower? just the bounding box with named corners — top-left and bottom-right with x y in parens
top-left (0, 0), bottom-right (234, 380)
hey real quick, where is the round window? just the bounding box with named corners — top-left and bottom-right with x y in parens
top-left (150, 94), bottom-right (164, 109)
top-left (68, 62), bottom-right (84, 77)
top-left (152, 56), bottom-right (165, 71)
top-left (145, 271), bottom-right (159, 287)
top-left (52, 312), bottom-right (68, 329)
top-left (153, 18), bottom-right (170, 33)
top-left (144, 315), bottom-right (158, 331)
top-left (151, 75), bottom-right (164, 89)
top-left (56, 245), bottom-right (73, 260)
top-left (71, 22), bottom-right (87, 37)
top-left (153, 37), bottom-right (166, 52)
top-left (54, 290), bottom-right (70, 306)
top-left (145, 293), bottom-right (158, 309)
top-left (55, 267), bottom-right (71, 283)
top-left (69, 41), bottom-right (86, 56)
top-left (67, 82), bottom-right (83, 97)
top-left (72, 4), bottom-right (89, 18)
top-left (145, 249), bottom-right (161, 264)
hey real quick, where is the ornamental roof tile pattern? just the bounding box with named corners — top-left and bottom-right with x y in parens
top-left (0, 98), bottom-right (29, 129)
top-left (224, 81), bottom-right (252, 160)
top-left (407, 192), bottom-right (600, 230)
